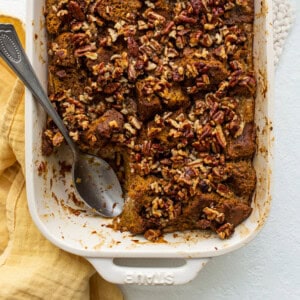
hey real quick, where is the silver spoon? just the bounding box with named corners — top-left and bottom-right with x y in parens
top-left (0, 24), bottom-right (124, 217)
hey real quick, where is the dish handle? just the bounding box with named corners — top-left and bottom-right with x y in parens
top-left (87, 257), bottom-right (210, 285)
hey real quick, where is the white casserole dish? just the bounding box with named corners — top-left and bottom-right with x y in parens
top-left (25, 0), bottom-right (274, 285)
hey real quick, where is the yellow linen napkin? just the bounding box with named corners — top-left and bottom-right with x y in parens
top-left (0, 16), bottom-right (123, 300)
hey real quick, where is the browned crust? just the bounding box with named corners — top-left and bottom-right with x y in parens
top-left (45, 0), bottom-right (256, 241)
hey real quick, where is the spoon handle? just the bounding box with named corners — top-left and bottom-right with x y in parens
top-left (0, 24), bottom-right (77, 154)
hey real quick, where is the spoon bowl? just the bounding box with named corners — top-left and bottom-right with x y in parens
top-left (73, 152), bottom-right (123, 217)
top-left (0, 24), bottom-right (124, 217)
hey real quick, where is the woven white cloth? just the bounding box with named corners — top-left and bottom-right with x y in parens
top-left (273, 0), bottom-right (293, 66)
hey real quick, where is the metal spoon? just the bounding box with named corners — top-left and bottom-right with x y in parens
top-left (0, 24), bottom-right (124, 217)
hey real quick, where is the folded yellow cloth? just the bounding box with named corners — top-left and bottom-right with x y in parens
top-left (0, 16), bottom-right (123, 300)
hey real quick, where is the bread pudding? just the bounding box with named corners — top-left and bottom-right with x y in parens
top-left (44, 0), bottom-right (256, 241)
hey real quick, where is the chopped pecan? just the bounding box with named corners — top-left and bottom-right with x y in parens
top-left (190, 0), bottom-right (206, 14)
top-left (128, 115), bottom-right (142, 130)
top-left (217, 223), bottom-right (234, 239)
top-left (176, 35), bottom-right (187, 49)
top-left (127, 64), bottom-right (137, 81)
top-left (74, 44), bottom-right (97, 57)
top-left (161, 21), bottom-right (175, 35)
top-left (127, 37), bottom-right (139, 57)
top-left (52, 131), bottom-right (64, 147)
top-left (215, 124), bottom-right (227, 148)
top-left (72, 33), bottom-right (88, 46)
top-left (144, 229), bottom-right (162, 242)
top-left (176, 11), bottom-right (198, 24)
top-left (214, 45), bottom-right (227, 60)
top-left (200, 33), bottom-right (214, 47)
top-left (189, 30), bottom-right (203, 47)
top-left (138, 20), bottom-right (149, 30)
top-left (68, 1), bottom-right (85, 21)
top-left (203, 207), bottom-right (225, 224)
top-left (144, 9), bottom-right (166, 26)
top-left (104, 82), bottom-right (120, 94)
top-left (199, 124), bottom-right (213, 140)
top-left (212, 110), bottom-right (225, 124)
top-left (124, 122), bottom-right (137, 135)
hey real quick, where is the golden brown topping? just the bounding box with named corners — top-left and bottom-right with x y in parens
top-left (45, 0), bottom-right (256, 241)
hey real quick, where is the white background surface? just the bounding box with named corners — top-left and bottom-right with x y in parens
top-left (1, 0), bottom-right (300, 299)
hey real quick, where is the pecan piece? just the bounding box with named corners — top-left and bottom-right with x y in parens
top-left (72, 33), bottom-right (88, 46)
top-left (144, 229), bottom-right (162, 242)
top-left (212, 110), bottom-right (225, 124)
top-left (217, 223), bottom-right (234, 239)
top-left (52, 131), bottom-right (64, 147)
top-left (203, 207), bottom-right (225, 224)
top-left (191, 0), bottom-right (206, 14)
top-left (176, 35), bottom-right (187, 49)
top-left (172, 67), bottom-right (184, 82)
top-left (176, 11), bottom-right (198, 24)
top-left (68, 1), bottom-right (85, 21)
top-left (199, 124), bottom-right (213, 140)
top-left (189, 30), bottom-right (203, 47)
top-left (215, 124), bottom-right (227, 148)
top-left (161, 21), bottom-right (175, 35)
top-left (128, 64), bottom-right (137, 81)
top-left (128, 115), bottom-right (142, 130)
top-left (127, 37), bottom-right (139, 57)
top-left (214, 45), bottom-right (227, 60)
top-left (104, 82), bottom-right (121, 94)
top-left (200, 33), bottom-right (213, 47)
top-left (74, 44), bottom-right (97, 57)
top-left (144, 9), bottom-right (166, 25)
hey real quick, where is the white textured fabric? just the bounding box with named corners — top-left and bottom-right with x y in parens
top-left (273, 0), bottom-right (293, 65)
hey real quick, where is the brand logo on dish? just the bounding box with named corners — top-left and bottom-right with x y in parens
top-left (124, 271), bottom-right (174, 285)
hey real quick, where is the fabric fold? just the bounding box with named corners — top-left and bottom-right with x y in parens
top-left (0, 16), bottom-right (122, 300)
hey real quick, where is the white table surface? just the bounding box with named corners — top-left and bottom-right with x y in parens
top-left (1, 1), bottom-right (299, 299)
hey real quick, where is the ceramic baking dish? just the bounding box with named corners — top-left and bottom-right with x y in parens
top-left (25, 0), bottom-right (274, 285)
